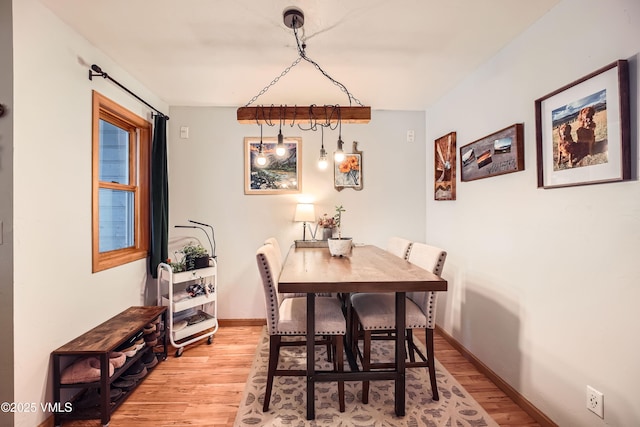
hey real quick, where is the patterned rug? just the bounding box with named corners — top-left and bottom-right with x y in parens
top-left (234, 327), bottom-right (498, 426)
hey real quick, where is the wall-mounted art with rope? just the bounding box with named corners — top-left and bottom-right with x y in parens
top-left (435, 132), bottom-right (456, 200)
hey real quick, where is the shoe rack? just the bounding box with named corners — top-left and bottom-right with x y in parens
top-left (51, 306), bottom-right (167, 426)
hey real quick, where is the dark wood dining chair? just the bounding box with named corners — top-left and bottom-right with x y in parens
top-left (256, 243), bottom-right (346, 412)
top-left (350, 242), bottom-right (447, 403)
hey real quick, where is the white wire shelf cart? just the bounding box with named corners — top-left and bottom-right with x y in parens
top-left (157, 260), bottom-right (218, 357)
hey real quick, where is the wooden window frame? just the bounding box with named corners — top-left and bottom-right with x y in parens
top-left (92, 91), bottom-right (150, 272)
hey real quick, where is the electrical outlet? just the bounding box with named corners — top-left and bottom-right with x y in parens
top-left (586, 385), bottom-right (604, 418)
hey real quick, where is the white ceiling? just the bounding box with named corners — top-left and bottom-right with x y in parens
top-left (39, 0), bottom-right (559, 111)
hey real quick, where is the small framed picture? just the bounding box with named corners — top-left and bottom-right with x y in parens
top-left (244, 136), bottom-right (301, 194)
top-left (434, 132), bottom-right (456, 200)
top-left (460, 123), bottom-right (524, 182)
top-left (334, 141), bottom-right (363, 191)
top-left (535, 60), bottom-right (630, 189)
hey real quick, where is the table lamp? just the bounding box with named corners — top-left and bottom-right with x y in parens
top-left (294, 203), bottom-right (316, 241)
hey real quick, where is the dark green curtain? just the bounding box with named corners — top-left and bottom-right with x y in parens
top-left (150, 115), bottom-right (168, 278)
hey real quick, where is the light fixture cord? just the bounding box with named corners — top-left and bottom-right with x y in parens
top-left (292, 24), bottom-right (363, 107)
top-left (243, 15), bottom-right (364, 108)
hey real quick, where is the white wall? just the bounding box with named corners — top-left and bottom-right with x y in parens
top-left (426, 0), bottom-right (640, 425)
top-left (167, 107), bottom-right (427, 319)
top-left (11, 1), bottom-right (168, 425)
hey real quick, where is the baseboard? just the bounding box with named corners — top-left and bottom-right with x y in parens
top-left (435, 325), bottom-right (557, 427)
top-left (218, 318), bottom-right (266, 327)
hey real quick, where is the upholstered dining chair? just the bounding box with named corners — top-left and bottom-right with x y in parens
top-left (350, 242), bottom-right (447, 403)
top-left (256, 243), bottom-right (346, 412)
top-left (386, 236), bottom-right (413, 260)
top-left (264, 237), bottom-right (283, 264)
top-left (264, 236), bottom-right (333, 299)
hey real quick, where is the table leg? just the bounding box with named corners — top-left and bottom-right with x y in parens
top-left (306, 292), bottom-right (316, 420)
top-left (395, 292), bottom-right (406, 417)
top-left (343, 292), bottom-right (360, 372)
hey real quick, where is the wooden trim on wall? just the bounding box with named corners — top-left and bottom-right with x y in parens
top-left (435, 325), bottom-right (557, 427)
top-left (218, 318), bottom-right (266, 327)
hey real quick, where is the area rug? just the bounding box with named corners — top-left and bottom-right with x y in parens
top-left (234, 327), bottom-right (498, 426)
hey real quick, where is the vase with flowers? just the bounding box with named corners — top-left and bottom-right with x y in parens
top-left (327, 205), bottom-right (352, 256)
top-left (317, 213), bottom-right (336, 240)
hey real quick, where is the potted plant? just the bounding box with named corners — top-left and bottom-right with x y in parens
top-left (180, 241), bottom-right (210, 271)
top-left (327, 205), bottom-right (352, 257)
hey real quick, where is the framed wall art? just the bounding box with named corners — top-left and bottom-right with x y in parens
top-left (434, 132), bottom-right (456, 200)
top-left (244, 136), bottom-right (301, 194)
top-left (460, 123), bottom-right (524, 182)
top-left (334, 141), bottom-right (363, 191)
top-left (535, 59), bottom-right (630, 189)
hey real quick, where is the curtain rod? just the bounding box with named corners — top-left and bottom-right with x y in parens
top-left (88, 64), bottom-right (170, 120)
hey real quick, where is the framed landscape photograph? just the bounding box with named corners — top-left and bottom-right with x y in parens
top-left (535, 60), bottom-right (630, 189)
top-left (434, 132), bottom-right (456, 200)
top-left (460, 123), bottom-right (524, 182)
top-left (244, 136), bottom-right (301, 194)
top-left (334, 141), bottom-right (363, 191)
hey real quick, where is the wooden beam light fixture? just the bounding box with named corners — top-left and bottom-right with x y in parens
top-left (237, 7), bottom-right (371, 126)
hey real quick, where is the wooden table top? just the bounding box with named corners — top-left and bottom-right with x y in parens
top-left (278, 245), bottom-right (447, 294)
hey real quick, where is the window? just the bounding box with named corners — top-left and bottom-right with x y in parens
top-left (92, 91), bottom-right (150, 272)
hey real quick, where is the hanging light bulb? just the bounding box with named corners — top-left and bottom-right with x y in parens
top-left (256, 142), bottom-right (267, 166)
top-left (318, 126), bottom-right (328, 170)
top-left (276, 113), bottom-right (286, 156)
top-left (276, 129), bottom-right (286, 156)
top-left (334, 109), bottom-right (345, 162)
top-left (256, 125), bottom-right (267, 166)
top-left (333, 113), bottom-right (344, 163)
top-left (334, 137), bottom-right (345, 162)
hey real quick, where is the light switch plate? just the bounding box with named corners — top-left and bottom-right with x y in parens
top-left (180, 126), bottom-right (189, 139)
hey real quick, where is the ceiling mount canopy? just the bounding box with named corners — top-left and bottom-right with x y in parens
top-left (237, 7), bottom-right (371, 125)
top-left (282, 7), bottom-right (304, 29)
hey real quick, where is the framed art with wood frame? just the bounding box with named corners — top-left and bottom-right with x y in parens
top-left (244, 136), bottom-right (301, 194)
top-left (460, 123), bottom-right (524, 182)
top-left (535, 59), bottom-right (630, 189)
top-left (434, 132), bottom-right (456, 200)
top-left (334, 141), bottom-right (363, 191)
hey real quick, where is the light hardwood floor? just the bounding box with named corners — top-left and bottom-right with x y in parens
top-left (53, 325), bottom-right (541, 427)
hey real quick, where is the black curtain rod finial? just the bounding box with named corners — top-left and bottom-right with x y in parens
top-left (88, 63), bottom-right (169, 120)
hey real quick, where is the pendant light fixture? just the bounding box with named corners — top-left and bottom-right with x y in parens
top-left (334, 111), bottom-right (345, 162)
top-left (237, 7), bottom-right (371, 126)
top-left (318, 126), bottom-right (328, 170)
top-left (256, 124), bottom-right (267, 166)
top-left (276, 110), bottom-right (286, 156)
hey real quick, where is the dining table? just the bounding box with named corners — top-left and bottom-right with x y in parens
top-left (278, 243), bottom-right (448, 420)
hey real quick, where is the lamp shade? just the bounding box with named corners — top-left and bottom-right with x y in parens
top-left (294, 203), bottom-right (316, 222)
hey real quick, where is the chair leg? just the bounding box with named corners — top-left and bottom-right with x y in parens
top-left (425, 328), bottom-right (439, 401)
top-left (334, 335), bottom-right (345, 412)
top-left (361, 330), bottom-right (371, 404)
top-left (263, 335), bottom-right (281, 411)
top-left (326, 336), bottom-right (333, 363)
top-left (350, 308), bottom-right (359, 357)
top-left (407, 329), bottom-right (416, 363)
